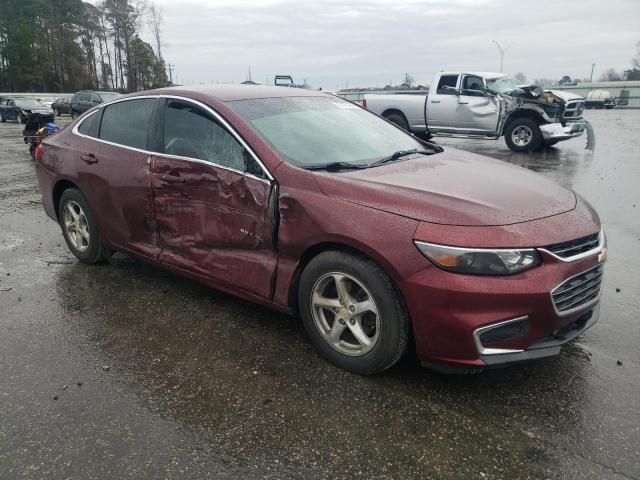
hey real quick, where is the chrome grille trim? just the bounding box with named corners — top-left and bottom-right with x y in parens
top-left (539, 229), bottom-right (604, 262)
top-left (551, 265), bottom-right (604, 316)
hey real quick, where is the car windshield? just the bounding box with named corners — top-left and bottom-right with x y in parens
top-left (98, 92), bottom-right (120, 101)
top-left (228, 96), bottom-right (430, 168)
top-left (485, 76), bottom-right (522, 94)
top-left (15, 98), bottom-right (45, 108)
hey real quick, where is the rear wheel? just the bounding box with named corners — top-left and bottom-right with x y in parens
top-left (383, 111), bottom-right (410, 131)
top-left (58, 188), bottom-right (112, 264)
top-left (0, 112), bottom-right (5, 122)
top-left (298, 250), bottom-right (409, 375)
top-left (504, 118), bottom-right (542, 152)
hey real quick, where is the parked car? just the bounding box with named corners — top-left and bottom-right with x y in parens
top-left (585, 90), bottom-right (616, 109)
top-left (70, 90), bottom-right (121, 118)
top-left (35, 86), bottom-right (606, 375)
top-left (362, 72), bottom-right (587, 152)
top-left (37, 95), bottom-right (57, 109)
top-left (0, 96), bottom-right (54, 123)
top-left (52, 96), bottom-right (73, 116)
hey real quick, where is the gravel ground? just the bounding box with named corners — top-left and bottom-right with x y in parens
top-left (0, 110), bottom-right (638, 479)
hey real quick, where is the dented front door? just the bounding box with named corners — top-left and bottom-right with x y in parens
top-left (150, 157), bottom-right (277, 298)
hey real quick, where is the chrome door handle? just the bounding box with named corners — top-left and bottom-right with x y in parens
top-left (430, 100), bottom-right (441, 103)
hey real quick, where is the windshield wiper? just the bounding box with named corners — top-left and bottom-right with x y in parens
top-left (368, 149), bottom-right (434, 168)
top-left (302, 161), bottom-right (368, 171)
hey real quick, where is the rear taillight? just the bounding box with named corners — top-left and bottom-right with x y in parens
top-left (35, 144), bottom-right (44, 161)
top-left (362, 98), bottom-right (367, 109)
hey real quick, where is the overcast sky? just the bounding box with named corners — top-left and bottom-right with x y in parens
top-left (134, 0), bottom-right (639, 89)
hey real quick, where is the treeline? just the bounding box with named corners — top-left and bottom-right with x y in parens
top-left (0, 0), bottom-right (168, 93)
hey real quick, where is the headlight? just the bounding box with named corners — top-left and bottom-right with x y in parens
top-left (414, 241), bottom-right (541, 276)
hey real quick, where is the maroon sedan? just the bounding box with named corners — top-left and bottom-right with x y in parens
top-left (34, 86), bottom-right (606, 374)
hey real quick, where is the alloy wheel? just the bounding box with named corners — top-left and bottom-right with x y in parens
top-left (311, 272), bottom-right (381, 356)
top-left (63, 200), bottom-right (90, 252)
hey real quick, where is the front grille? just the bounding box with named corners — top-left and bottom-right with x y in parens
top-left (552, 265), bottom-right (603, 314)
top-left (563, 100), bottom-right (585, 119)
top-left (545, 232), bottom-right (600, 259)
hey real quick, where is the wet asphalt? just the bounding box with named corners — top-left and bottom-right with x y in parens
top-left (0, 111), bottom-right (639, 480)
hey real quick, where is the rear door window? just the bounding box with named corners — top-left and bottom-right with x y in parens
top-left (436, 75), bottom-right (459, 94)
top-left (99, 98), bottom-right (156, 150)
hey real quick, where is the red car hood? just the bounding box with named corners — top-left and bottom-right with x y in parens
top-left (313, 148), bottom-right (576, 226)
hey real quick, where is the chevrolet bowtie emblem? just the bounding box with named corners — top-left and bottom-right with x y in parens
top-left (598, 249), bottom-right (608, 263)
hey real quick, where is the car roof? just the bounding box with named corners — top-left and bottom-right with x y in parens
top-left (140, 85), bottom-right (324, 102)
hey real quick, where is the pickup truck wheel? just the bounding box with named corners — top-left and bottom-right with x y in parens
top-left (298, 250), bottom-right (409, 375)
top-left (504, 119), bottom-right (542, 152)
top-left (383, 112), bottom-right (410, 131)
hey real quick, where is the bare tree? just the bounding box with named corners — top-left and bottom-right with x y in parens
top-left (148, 2), bottom-right (163, 60)
top-left (514, 72), bottom-right (527, 84)
top-left (599, 68), bottom-right (624, 82)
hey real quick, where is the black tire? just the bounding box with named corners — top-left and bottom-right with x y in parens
top-left (504, 118), bottom-right (542, 152)
top-left (17, 114), bottom-right (25, 124)
top-left (58, 188), bottom-right (112, 264)
top-left (0, 112), bottom-right (5, 122)
top-left (29, 144), bottom-right (36, 160)
top-left (71, 110), bottom-right (78, 120)
top-left (298, 250), bottom-right (409, 375)
top-left (55, 108), bottom-right (60, 117)
top-left (383, 111), bottom-right (410, 131)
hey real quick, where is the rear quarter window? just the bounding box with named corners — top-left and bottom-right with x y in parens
top-left (77, 111), bottom-right (101, 138)
top-left (99, 99), bottom-right (156, 150)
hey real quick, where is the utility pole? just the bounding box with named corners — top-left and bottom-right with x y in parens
top-left (167, 63), bottom-right (175, 85)
top-left (589, 63), bottom-right (595, 83)
top-left (248, 66), bottom-right (252, 82)
top-left (492, 40), bottom-right (514, 72)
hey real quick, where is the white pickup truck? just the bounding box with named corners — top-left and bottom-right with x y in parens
top-left (363, 72), bottom-right (587, 152)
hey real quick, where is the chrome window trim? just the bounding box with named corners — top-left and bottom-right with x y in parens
top-left (71, 94), bottom-right (274, 184)
top-left (538, 228), bottom-right (605, 263)
top-left (472, 316), bottom-right (528, 355)
top-left (550, 264), bottom-right (604, 317)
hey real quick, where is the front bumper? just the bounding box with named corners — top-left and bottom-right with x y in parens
top-left (478, 305), bottom-right (598, 368)
top-left (539, 121), bottom-right (586, 141)
top-left (401, 248), bottom-right (604, 372)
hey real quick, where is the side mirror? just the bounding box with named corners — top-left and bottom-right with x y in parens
top-left (91, 99), bottom-right (100, 104)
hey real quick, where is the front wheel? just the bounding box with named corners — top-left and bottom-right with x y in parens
top-left (298, 250), bottom-right (409, 375)
top-left (71, 110), bottom-right (78, 120)
top-left (58, 188), bottom-right (112, 264)
top-left (504, 118), bottom-right (542, 152)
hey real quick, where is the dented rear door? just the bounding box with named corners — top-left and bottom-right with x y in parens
top-left (150, 98), bottom-right (277, 299)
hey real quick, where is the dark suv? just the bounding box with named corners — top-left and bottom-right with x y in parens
top-left (70, 91), bottom-right (121, 119)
